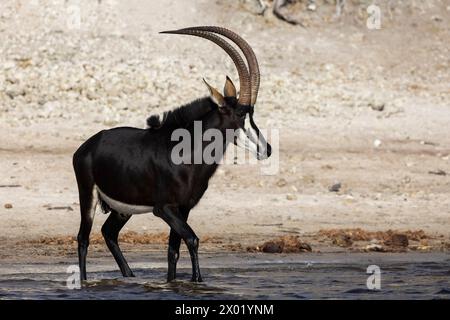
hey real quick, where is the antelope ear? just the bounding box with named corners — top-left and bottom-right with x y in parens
top-left (203, 78), bottom-right (226, 107)
top-left (223, 75), bottom-right (237, 98)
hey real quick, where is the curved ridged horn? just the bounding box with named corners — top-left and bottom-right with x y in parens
top-left (160, 29), bottom-right (252, 105)
top-left (178, 26), bottom-right (260, 106)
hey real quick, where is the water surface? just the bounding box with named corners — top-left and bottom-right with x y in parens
top-left (0, 252), bottom-right (449, 299)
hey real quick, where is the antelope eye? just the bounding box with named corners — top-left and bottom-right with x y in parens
top-left (236, 106), bottom-right (249, 118)
top-left (237, 111), bottom-right (247, 119)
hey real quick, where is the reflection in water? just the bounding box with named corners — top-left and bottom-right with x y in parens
top-left (0, 253), bottom-right (449, 299)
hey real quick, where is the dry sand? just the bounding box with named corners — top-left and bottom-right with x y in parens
top-left (0, 0), bottom-right (449, 259)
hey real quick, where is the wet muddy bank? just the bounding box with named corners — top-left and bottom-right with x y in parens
top-left (2, 228), bottom-right (448, 263)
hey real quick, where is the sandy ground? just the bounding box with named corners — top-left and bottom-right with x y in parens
top-left (0, 0), bottom-right (449, 260)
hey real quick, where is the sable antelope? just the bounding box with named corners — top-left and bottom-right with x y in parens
top-left (73, 26), bottom-right (272, 282)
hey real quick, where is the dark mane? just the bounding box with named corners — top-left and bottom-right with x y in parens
top-left (146, 97), bottom-right (215, 130)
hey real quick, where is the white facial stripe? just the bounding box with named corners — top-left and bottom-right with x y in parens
top-left (96, 186), bottom-right (153, 215)
top-left (236, 129), bottom-right (257, 156)
top-left (242, 115), bottom-right (268, 157)
top-left (247, 127), bottom-right (259, 144)
top-left (236, 128), bottom-right (259, 157)
top-left (244, 116), bottom-right (252, 134)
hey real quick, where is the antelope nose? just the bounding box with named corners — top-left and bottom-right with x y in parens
top-left (265, 143), bottom-right (272, 158)
top-left (258, 143), bottom-right (272, 160)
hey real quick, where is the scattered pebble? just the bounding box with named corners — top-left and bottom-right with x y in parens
top-left (332, 234), bottom-right (353, 247)
top-left (373, 139), bottom-right (382, 148)
top-left (4, 203), bottom-right (13, 209)
top-left (328, 182), bottom-right (342, 192)
top-left (276, 179), bottom-right (287, 187)
top-left (364, 244), bottom-right (385, 252)
top-left (384, 233), bottom-right (409, 247)
top-left (428, 169), bottom-right (446, 176)
top-left (416, 245), bottom-right (432, 251)
top-left (420, 140), bottom-right (438, 146)
top-left (45, 206), bottom-right (74, 211)
top-left (286, 194), bottom-right (297, 201)
top-left (307, 3), bottom-right (317, 11)
top-left (262, 241), bottom-right (283, 253)
top-left (369, 102), bottom-right (385, 112)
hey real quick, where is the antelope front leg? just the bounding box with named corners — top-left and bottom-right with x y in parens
top-left (154, 205), bottom-right (202, 282)
top-left (167, 229), bottom-right (182, 282)
top-left (167, 207), bottom-right (190, 282)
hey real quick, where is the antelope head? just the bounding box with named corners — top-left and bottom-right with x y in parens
top-left (161, 26), bottom-right (272, 160)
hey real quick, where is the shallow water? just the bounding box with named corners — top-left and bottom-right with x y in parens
top-left (0, 252), bottom-right (449, 299)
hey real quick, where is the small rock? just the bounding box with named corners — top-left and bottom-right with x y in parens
top-left (262, 241), bottom-right (283, 253)
top-left (402, 176), bottom-right (411, 184)
top-left (6, 88), bottom-right (26, 99)
top-left (276, 178), bottom-right (287, 187)
top-left (364, 244), bottom-right (385, 252)
top-left (86, 90), bottom-right (99, 100)
top-left (332, 234), bottom-right (353, 247)
top-left (374, 139), bottom-right (382, 148)
top-left (428, 169), bottom-right (446, 176)
top-left (420, 140), bottom-right (437, 146)
top-left (296, 242), bottom-right (312, 253)
top-left (46, 206), bottom-right (74, 211)
top-left (302, 174), bottom-right (315, 184)
top-left (385, 233), bottom-right (409, 247)
top-left (307, 3), bottom-right (317, 11)
top-left (4, 203), bottom-right (13, 209)
top-left (369, 102), bottom-right (385, 112)
top-left (324, 64), bottom-right (334, 71)
top-left (17, 58), bottom-right (33, 68)
top-left (286, 194), bottom-right (297, 201)
top-left (328, 182), bottom-right (342, 192)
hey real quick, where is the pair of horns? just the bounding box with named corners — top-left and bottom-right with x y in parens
top-left (160, 26), bottom-right (260, 106)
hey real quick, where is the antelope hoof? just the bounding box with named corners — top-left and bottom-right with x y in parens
top-left (123, 270), bottom-right (135, 277)
top-left (167, 274), bottom-right (176, 282)
top-left (191, 275), bottom-right (203, 283)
